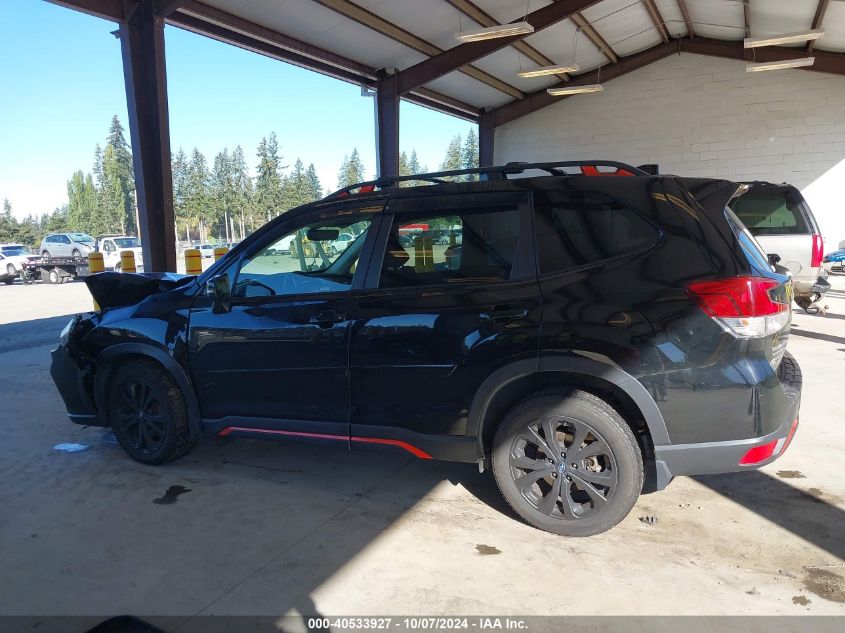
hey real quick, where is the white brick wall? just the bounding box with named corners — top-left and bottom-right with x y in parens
top-left (495, 53), bottom-right (845, 249)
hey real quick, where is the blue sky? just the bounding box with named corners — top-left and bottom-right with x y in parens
top-left (0, 0), bottom-right (476, 220)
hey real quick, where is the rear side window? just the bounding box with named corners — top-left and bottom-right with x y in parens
top-left (731, 187), bottom-right (810, 235)
top-left (379, 207), bottom-right (521, 288)
top-left (535, 191), bottom-right (660, 274)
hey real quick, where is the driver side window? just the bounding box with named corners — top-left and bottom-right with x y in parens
top-left (234, 215), bottom-right (373, 298)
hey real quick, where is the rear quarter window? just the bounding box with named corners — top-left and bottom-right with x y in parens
top-left (534, 191), bottom-right (660, 274)
top-left (731, 187), bottom-right (810, 235)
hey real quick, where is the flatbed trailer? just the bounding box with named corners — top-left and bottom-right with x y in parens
top-left (20, 257), bottom-right (90, 285)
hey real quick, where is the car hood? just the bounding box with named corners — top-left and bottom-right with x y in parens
top-left (85, 271), bottom-right (193, 310)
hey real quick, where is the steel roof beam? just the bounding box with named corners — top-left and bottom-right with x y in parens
top-left (445, 0), bottom-right (571, 81)
top-left (396, 0), bottom-right (602, 95)
top-left (314, 0), bottom-right (523, 98)
top-left (492, 40), bottom-right (675, 126)
top-left (46, 0), bottom-right (125, 22)
top-left (807, 0), bottom-right (830, 54)
top-left (676, 0), bottom-right (695, 39)
top-left (642, 0), bottom-right (669, 43)
top-left (492, 36), bottom-right (845, 126)
top-left (167, 1), bottom-right (479, 120)
top-left (570, 11), bottom-right (618, 64)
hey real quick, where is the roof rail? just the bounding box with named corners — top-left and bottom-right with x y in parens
top-left (326, 160), bottom-right (649, 200)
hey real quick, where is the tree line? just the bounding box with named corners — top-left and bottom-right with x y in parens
top-left (0, 117), bottom-right (480, 248)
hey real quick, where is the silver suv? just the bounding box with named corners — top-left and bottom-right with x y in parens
top-left (40, 233), bottom-right (96, 260)
top-left (731, 182), bottom-right (829, 312)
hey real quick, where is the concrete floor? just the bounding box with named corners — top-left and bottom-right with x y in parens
top-left (1, 276), bottom-right (843, 627)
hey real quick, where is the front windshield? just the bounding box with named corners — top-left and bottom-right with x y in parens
top-left (70, 233), bottom-right (95, 243)
top-left (113, 238), bottom-right (140, 248)
top-left (4, 248), bottom-right (32, 256)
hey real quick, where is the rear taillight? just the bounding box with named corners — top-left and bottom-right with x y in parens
top-left (686, 276), bottom-right (790, 338)
top-left (811, 234), bottom-right (823, 268)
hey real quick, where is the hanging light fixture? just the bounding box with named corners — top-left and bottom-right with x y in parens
top-left (517, 63), bottom-right (580, 78)
top-left (746, 57), bottom-right (815, 73)
top-left (744, 29), bottom-right (824, 49)
top-left (455, 21), bottom-right (534, 43)
top-left (547, 84), bottom-right (604, 96)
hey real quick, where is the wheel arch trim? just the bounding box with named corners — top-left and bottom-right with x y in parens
top-left (468, 355), bottom-right (671, 453)
top-left (94, 343), bottom-right (202, 440)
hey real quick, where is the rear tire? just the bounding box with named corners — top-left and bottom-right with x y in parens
top-left (114, 263), bottom-right (121, 273)
top-left (107, 359), bottom-right (195, 465)
top-left (42, 250), bottom-right (51, 261)
top-left (491, 389), bottom-right (643, 537)
top-left (47, 269), bottom-right (60, 285)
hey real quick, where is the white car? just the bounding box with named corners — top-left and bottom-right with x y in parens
top-left (329, 233), bottom-right (355, 255)
top-left (0, 245), bottom-right (35, 279)
top-left (198, 244), bottom-right (216, 258)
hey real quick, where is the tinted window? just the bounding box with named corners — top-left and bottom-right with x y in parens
top-left (235, 215), bottom-right (372, 298)
top-left (536, 191), bottom-right (659, 273)
top-left (731, 187), bottom-right (810, 235)
top-left (379, 207), bottom-right (520, 288)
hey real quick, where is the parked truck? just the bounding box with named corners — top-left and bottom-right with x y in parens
top-left (95, 235), bottom-right (144, 272)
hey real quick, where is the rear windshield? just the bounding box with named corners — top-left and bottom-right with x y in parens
top-left (730, 186), bottom-right (810, 235)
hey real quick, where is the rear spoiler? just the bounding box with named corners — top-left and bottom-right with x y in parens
top-left (675, 178), bottom-right (747, 217)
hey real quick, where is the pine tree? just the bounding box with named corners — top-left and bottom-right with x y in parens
top-left (439, 135), bottom-right (463, 174)
top-left (186, 148), bottom-right (210, 241)
top-left (255, 133), bottom-right (284, 220)
top-left (230, 145), bottom-right (253, 235)
top-left (337, 148), bottom-right (365, 189)
top-left (461, 128), bottom-right (479, 180)
top-left (305, 163), bottom-right (322, 201)
top-left (101, 145), bottom-right (128, 234)
top-left (282, 158), bottom-right (312, 210)
top-left (172, 148), bottom-right (190, 242)
top-left (105, 115), bottom-right (136, 233)
top-left (408, 150), bottom-right (422, 175)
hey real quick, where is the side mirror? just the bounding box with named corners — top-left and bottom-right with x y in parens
top-left (206, 274), bottom-right (231, 314)
top-left (767, 253), bottom-right (781, 266)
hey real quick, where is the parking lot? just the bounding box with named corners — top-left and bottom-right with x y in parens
top-left (0, 276), bottom-right (843, 625)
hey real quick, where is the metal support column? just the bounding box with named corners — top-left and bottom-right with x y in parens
top-left (375, 71), bottom-right (400, 177)
top-left (479, 108), bottom-right (494, 167)
top-left (119, 0), bottom-right (177, 272)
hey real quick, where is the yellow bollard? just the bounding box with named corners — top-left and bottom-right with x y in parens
top-left (88, 252), bottom-right (105, 274)
top-left (185, 248), bottom-right (202, 275)
top-left (119, 250), bottom-right (136, 273)
top-left (87, 252), bottom-right (105, 311)
top-left (414, 235), bottom-right (434, 272)
top-left (214, 246), bottom-right (229, 261)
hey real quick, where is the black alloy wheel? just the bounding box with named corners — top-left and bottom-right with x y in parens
top-left (492, 389), bottom-right (643, 536)
top-left (508, 416), bottom-right (618, 520)
top-left (107, 360), bottom-right (195, 464)
top-left (115, 379), bottom-right (167, 455)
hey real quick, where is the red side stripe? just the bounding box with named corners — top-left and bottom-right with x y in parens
top-left (217, 427), bottom-right (432, 459)
top-left (351, 436), bottom-right (433, 459)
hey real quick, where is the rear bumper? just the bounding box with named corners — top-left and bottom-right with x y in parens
top-left (50, 345), bottom-right (98, 425)
top-left (653, 354), bottom-right (801, 489)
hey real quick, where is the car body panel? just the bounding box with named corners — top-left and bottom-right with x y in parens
top-left (49, 169), bottom-right (802, 491)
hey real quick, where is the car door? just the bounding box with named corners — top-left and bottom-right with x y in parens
top-left (187, 202), bottom-right (384, 440)
top-left (347, 191), bottom-right (541, 453)
top-left (55, 235), bottom-right (71, 257)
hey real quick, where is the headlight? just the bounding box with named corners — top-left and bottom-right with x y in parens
top-left (60, 316), bottom-right (78, 346)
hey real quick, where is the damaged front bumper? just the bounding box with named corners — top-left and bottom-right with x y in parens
top-left (50, 343), bottom-right (98, 425)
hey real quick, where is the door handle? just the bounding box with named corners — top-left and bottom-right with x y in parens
top-left (309, 310), bottom-right (346, 328)
top-left (480, 305), bottom-right (529, 323)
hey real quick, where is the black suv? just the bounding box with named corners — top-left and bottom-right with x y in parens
top-left (51, 161), bottom-right (802, 536)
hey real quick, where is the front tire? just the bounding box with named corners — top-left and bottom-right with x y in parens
top-left (492, 389), bottom-right (643, 537)
top-left (72, 249), bottom-right (81, 259)
top-left (107, 359), bottom-right (195, 465)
